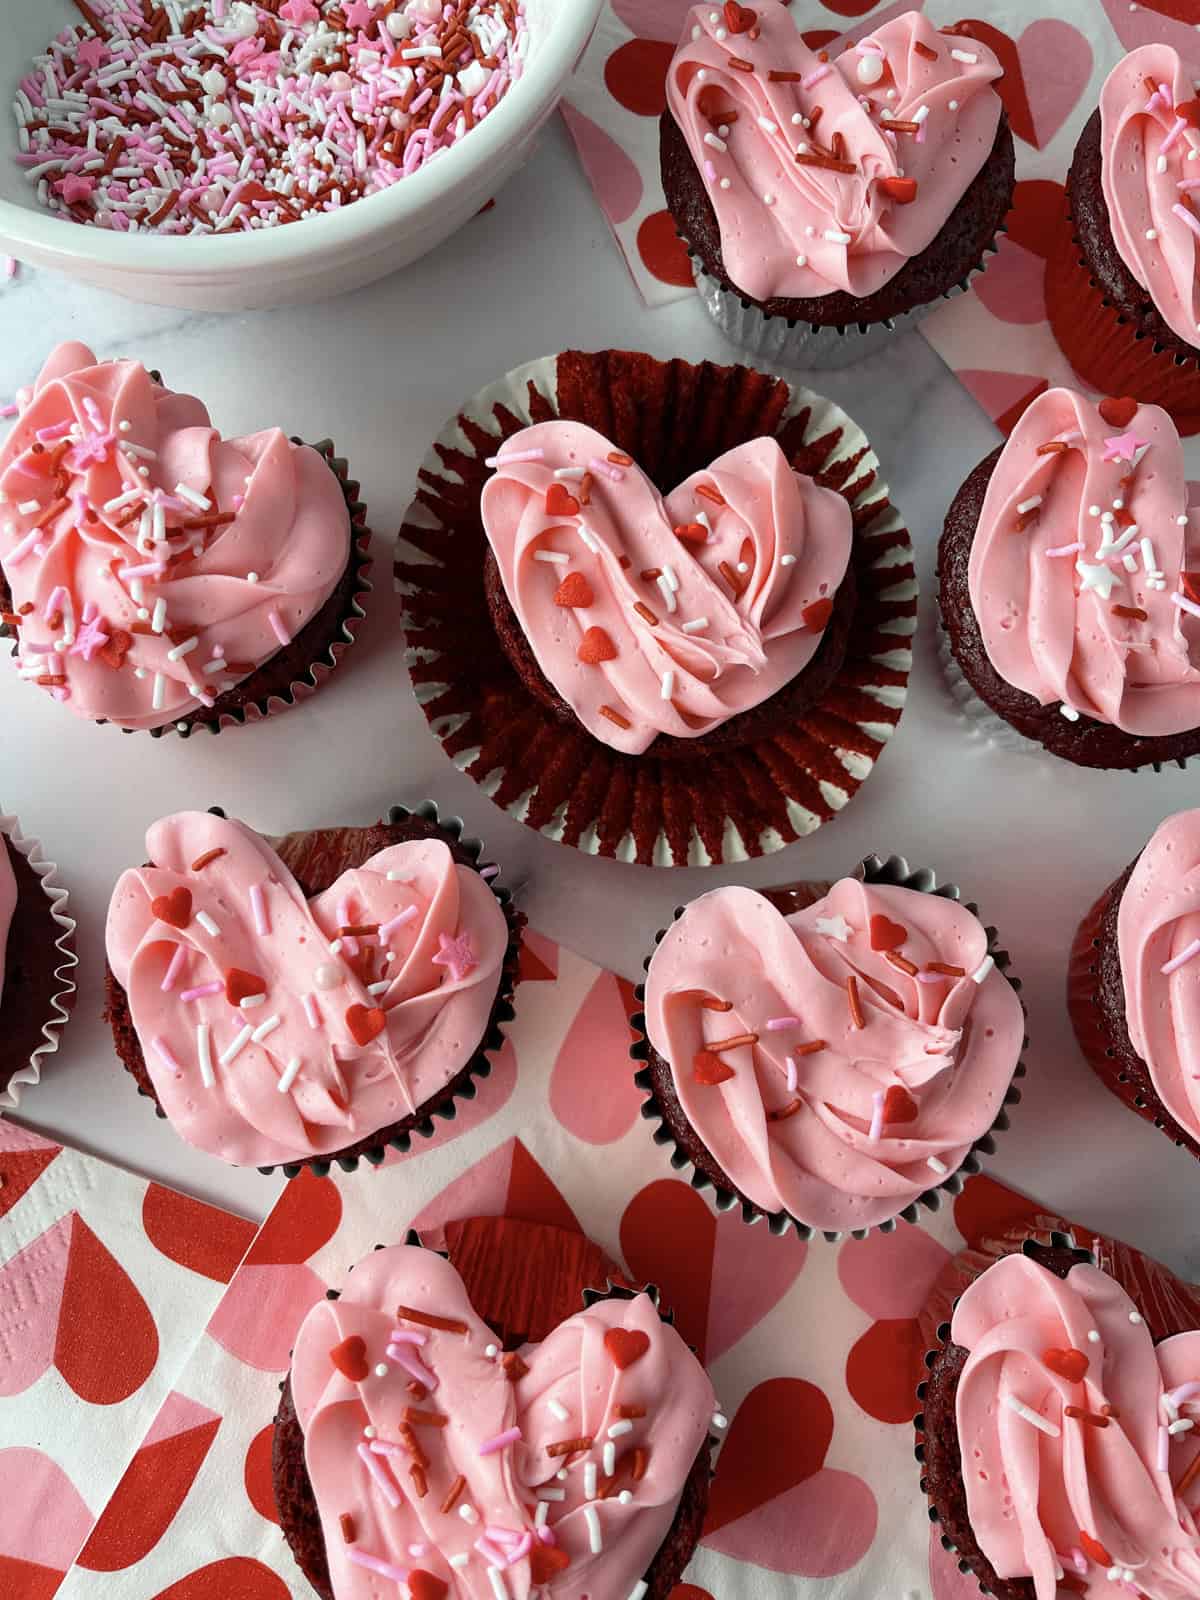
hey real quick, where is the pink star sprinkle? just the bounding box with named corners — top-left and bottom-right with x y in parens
top-left (344, 0), bottom-right (376, 26)
top-left (279, 0), bottom-right (319, 23)
top-left (67, 429), bottom-right (115, 470)
top-left (432, 931), bottom-right (477, 983)
top-left (69, 614), bottom-right (111, 662)
top-left (1101, 432), bottom-right (1148, 464)
top-left (55, 174), bottom-right (96, 205)
top-left (76, 38), bottom-right (107, 70)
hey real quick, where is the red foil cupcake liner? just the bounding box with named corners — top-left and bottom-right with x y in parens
top-left (0, 811), bottom-right (77, 1110)
top-left (1045, 198), bottom-right (1200, 437)
top-left (397, 350), bottom-right (916, 867)
top-left (1067, 879), bottom-right (1200, 1163)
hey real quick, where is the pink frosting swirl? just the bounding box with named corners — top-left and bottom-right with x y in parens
top-left (1118, 808), bottom-right (1200, 1146)
top-left (967, 387), bottom-right (1200, 732)
top-left (953, 1252), bottom-right (1200, 1599)
top-left (0, 342), bottom-right (350, 730)
top-left (643, 881), bottom-right (1024, 1233)
top-left (1100, 45), bottom-right (1200, 354)
top-left (0, 836), bottom-right (14, 1002)
top-left (290, 1243), bottom-right (716, 1600)
top-left (105, 812), bottom-right (509, 1168)
top-left (480, 421), bottom-right (851, 754)
top-left (665, 4), bottom-right (1003, 303)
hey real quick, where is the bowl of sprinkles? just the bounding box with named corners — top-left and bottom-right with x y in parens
top-left (0, 0), bottom-right (602, 310)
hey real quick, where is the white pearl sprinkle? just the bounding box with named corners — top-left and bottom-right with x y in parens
top-left (719, 177), bottom-right (731, 190)
top-left (364, 1425), bottom-right (377, 1439)
top-left (762, 193), bottom-right (775, 206)
top-left (948, 98), bottom-right (959, 110)
top-left (857, 54), bottom-right (884, 85)
top-left (374, 1363), bottom-right (388, 1378)
top-left (1146, 228), bottom-right (1158, 240)
top-left (1130, 1311), bottom-right (1144, 1324)
top-left (1087, 1329), bottom-right (1101, 1344)
top-left (796, 254), bottom-right (807, 267)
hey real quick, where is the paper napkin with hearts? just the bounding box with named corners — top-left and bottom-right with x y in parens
top-left (0, 1119), bottom-right (256, 1599)
top-left (49, 931), bottom-right (1200, 1600)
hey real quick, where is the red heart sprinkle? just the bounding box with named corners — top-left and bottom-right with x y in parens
top-left (1098, 396), bottom-right (1138, 428)
top-left (1042, 1347), bottom-right (1089, 1383)
top-left (604, 1327), bottom-right (651, 1370)
top-left (346, 1004), bottom-right (387, 1046)
top-left (724, 0), bottom-right (757, 32)
top-left (408, 1574), bottom-right (449, 1600)
top-left (674, 522), bottom-right (708, 544)
top-left (882, 1085), bottom-right (919, 1124)
top-left (545, 483), bottom-right (580, 518)
top-left (98, 626), bottom-right (131, 669)
top-left (877, 176), bottom-right (918, 204)
top-left (329, 1335), bottom-right (369, 1382)
top-left (869, 914), bottom-right (907, 952)
top-left (1179, 99), bottom-right (1200, 129)
top-left (801, 598), bottom-right (833, 631)
top-left (225, 968), bottom-right (266, 1006)
top-left (694, 1049), bottom-right (735, 1085)
top-left (1079, 1533), bottom-right (1112, 1568)
top-left (151, 887), bottom-right (192, 929)
top-left (1181, 572), bottom-right (1200, 605)
top-left (577, 626), bottom-right (618, 665)
top-left (554, 572), bottom-right (594, 609)
top-left (529, 1545), bottom-right (571, 1583)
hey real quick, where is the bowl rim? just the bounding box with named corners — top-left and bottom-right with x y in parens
top-left (0, 0), bottom-right (603, 274)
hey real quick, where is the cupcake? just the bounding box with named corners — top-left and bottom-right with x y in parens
top-left (0, 811), bottom-right (77, 1108)
top-left (0, 342), bottom-right (369, 736)
top-left (1069, 808), bottom-right (1200, 1163)
top-left (398, 349), bottom-right (917, 867)
top-left (939, 386), bottom-right (1200, 768)
top-left (659, 4), bottom-right (1015, 368)
top-left (632, 856), bottom-right (1026, 1240)
top-left (273, 1218), bottom-right (717, 1600)
top-left (1046, 45), bottom-right (1200, 435)
top-left (104, 804), bottom-right (520, 1175)
top-left (917, 1236), bottom-right (1200, 1599)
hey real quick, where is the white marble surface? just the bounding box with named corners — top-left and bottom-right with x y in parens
top-left (3, 117), bottom-right (1200, 1275)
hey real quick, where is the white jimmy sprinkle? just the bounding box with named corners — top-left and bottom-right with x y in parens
top-left (277, 1057), bottom-right (303, 1094)
top-left (971, 955), bottom-right (995, 984)
top-left (251, 1014), bottom-right (281, 1043)
top-left (608, 1420), bottom-right (634, 1438)
top-left (534, 550), bottom-right (570, 565)
top-left (950, 47), bottom-right (978, 62)
top-left (166, 636), bottom-right (198, 662)
top-left (151, 597), bottom-right (167, 633)
top-left (824, 229), bottom-right (852, 244)
top-left (712, 1411), bottom-right (729, 1430)
top-left (1003, 1395), bottom-right (1060, 1437)
top-left (548, 1398), bottom-right (569, 1422)
top-left (628, 1585), bottom-right (649, 1600)
top-left (657, 575), bottom-right (678, 614)
top-left (449, 1553), bottom-right (470, 1570)
top-left (603, 1442), bottom-right (616, 1476)
top-left (583, 1505), bottom-right (603, 1554)
top-left (703, 132), bottom-right (727, 152)
top-left (1060, 704), bottom-right (1080, 722)
top-left (583, 1462), bottom-right (598, 1500)
top-left (535, 1500), bottom-right (550, 1528)
top-left (780, 553), bottom-right (797, 566)
top-left (174, 482), bottom-right (211, 511)
top-left (927, 1156), bottom-right (949, 1176)
top-left (682, 617), bottom-right (708, 633)
top-left (757, 116), bottom-right (778, 134)
top-left (661, 670), bottom-right (675, 702)
top-left (487, 1568), bottom-right (510, 1600)
top-left (537, 1486), bottom-right (566, 1501)
top-left (196, 1023), bottom-right (214, 1088)
top-left (219, 1024), bottom-right (254, 1066)
top-left (151, 672), bottom-right (166, 710)
top-left (459, 1504), bottom-right (479, 1524)
top-left (239, 994), bottom-right (266, 1010)
top-left (1016, 496), bottom-right (1042, 515)
top-left (577, 522), bottom-right (601, 553)
top-left (195, 911), bottom-right (220, 937)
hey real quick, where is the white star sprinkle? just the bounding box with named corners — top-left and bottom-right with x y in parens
top-left (815, 914), bottom-right (854, 943)
top-left (1076, 559), bottom-right (1121, 599)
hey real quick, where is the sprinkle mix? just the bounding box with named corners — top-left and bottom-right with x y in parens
top-left (13, 0), bottom-right (528, 236)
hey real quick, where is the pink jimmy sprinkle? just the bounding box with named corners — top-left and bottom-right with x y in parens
top-left (802, 64), bottom-right (832, 88)
top-left (765, 1016), bottom-right (800, 1031)
top-left (537, 1525), bottom-right (557, 1545)
top-left (347, 1547), bottom-right (409, 1583)
top-left (485, 447), bottom-right (546, 467)
top-left (1173, 203), bottom-right (1200, 243)
top-left (160, 943), bottom-right (187, 993)
top-left (485, 1527), bottom-right (526, 1546)
top-left (380, 906), bottom-right (418, 941)
top-left (3, 257), bottom-right (16, 280)
top-left (1172, 592), bottom-right (1200, 622)
top-left (43, 584), bottom-right (68, 621)
top-left (387, 1347), bottom-right (438, 1390)
top-left (1161, 938), bottom-right (1200, 976)
top-left (704, 159), bottom-right (717, 182)
top-left (267, 608), bottom-right (292, 647)
top-left (250, 882), bottom-right (270, 937)
top-left (1168, 1382), bottom-right (1200, 1408)
top-left (355, 1442), bottom-right (402, 1509)
top-left (36, 421), bottom-right (73, 443)
top-left (303, 993), bottom-right (322, 1029)
top-left (6, 528), bottom-right (43, 563)
top-left (1161, 115), bottom-right (1188, 155)
top-left (588, 457), bottom-right (625, 482)
top-left (869, 1089), bottom-right (885, 1143)
top-left (0, 403), bottom-right (18, 419)
top-left (1179, 179), bottom-right (1200, 194)
top-left (152, 1036), bottom-right (184, 1074)
top-left (1045, 541), bottom-right (1085, 558)
top-left (478, 1426), bottom-right (522, 1457)
top-left (475, 1537), bottom-right (510, 1569)
top-left (506, 1532), bottom-right (534, 1566)
top-left (181, 981), bottom-right (224, 1003)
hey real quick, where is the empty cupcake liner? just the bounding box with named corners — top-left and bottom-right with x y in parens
top-left (1045, 198), bottom-right (1200, 438)
top-left (0, 811), bottom-right (77, 1112)
top-left (628, 851), bottom-right (1028, 1244)
top-left (397, 349), bottom-right (917, 867)
top-left (113, 799), bottom-right (522, 1180)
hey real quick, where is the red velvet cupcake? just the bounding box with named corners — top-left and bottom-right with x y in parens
top-left (0, 810), bottom-right (76, 1108)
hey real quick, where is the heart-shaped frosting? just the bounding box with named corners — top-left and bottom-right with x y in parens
top-left (644, 879), bottom-right (1024, 1232)
top-left (1101, 46), bottom-right (1200, 353)
top-left (481, 420), bottom-right (851, 754)
top-left (151, 887), bottom-right (192, 929)
top-left (289, 1244), bottom-right (715, 1600)
top-left (666, 5), bottom-right (1003, 303)
top-left (0, 342), bottom-right (351, 730)
top-left (968, 387), bottom-right (1200, 734)
top-left (105, 812), bottom-right (509, 1167)
top-left (953, 1252), bottom-right (1200, 1598)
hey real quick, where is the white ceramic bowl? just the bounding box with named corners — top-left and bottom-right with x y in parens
top-left (0, 0), bottom-right (602, 311)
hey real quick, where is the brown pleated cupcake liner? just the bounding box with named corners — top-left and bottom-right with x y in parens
top-left (112, 800), bottom-right (522, 1180)
top-left (0, 812), bottom-right (77, 1111)
top-left (691, 227), bottom-right (1002, 372)
top-left (1045, 196), bottom-right (1200, 437)
top-left (1067, 877), bottom-right (1200, 1164)
top-left (628, 852), bottom-right (1027, 1243)
top-left (273, 1218), bottom-right (718, 1600)
top-left (397, 349), bottom-right (916, 867)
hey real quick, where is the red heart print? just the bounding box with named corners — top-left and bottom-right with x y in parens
top-left (1099, 396), bottom-right (1139, 428)
top-left (882, 1085), bottom-right (919, 1124)
top-left (1179, 99), bottom-right (1200, 129)
top-left (801, 598), bottom-right (833, 631)
top-left (151, 887), bottom-right (192, 929)
top-left (1080, 1533), bottom-right (1113, 1568)
top-left (694, 1050), bottom-right (735, 1085)
top-left (529, 1544), bottom-right (571, 1583)
top-left (346, 1004), bottom-right (386, 1046)
top-left (554, 573), bottom-right (594, 609)
top-left (99, 626), bottom-right (131, 669)
top-left (1042, 1346), bottom-right (1089, 1383)
top-left (674, 522), bottom-right (708, 544)
top-left (408, 1574), bottom-right (449, 1600)
top-left (604, 1327), bottom-right (651, 1370)
top-left (869, 915), bottom-right (907, 953)
top-left (545, 483), bottom-right (580, 518)
top-left (225, 968), bottom-right (266, 1006)
top-left (724, 1), bottom-right (756, 32)
top-left (577, 627), bottom-right (618, 665)
top-left (329, 1335), bottom-right (369, 1381)
top-left (876, 176), bottom-right (917, 205)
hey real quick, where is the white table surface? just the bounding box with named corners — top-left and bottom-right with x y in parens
top-left (4, 115), bottom-right (1199, 1277)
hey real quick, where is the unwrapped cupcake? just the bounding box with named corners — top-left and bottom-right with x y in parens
top-left (660, 3), bottom-right (1015, 367)
top-left (0, 342), bottom-right (369, 735)
top-left (105, 806), bottom-right (520, 1174)
top-left (939, 386), bottom-right (1200, 768)
top-left (633, 861), bottom-right (1026, 1239)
